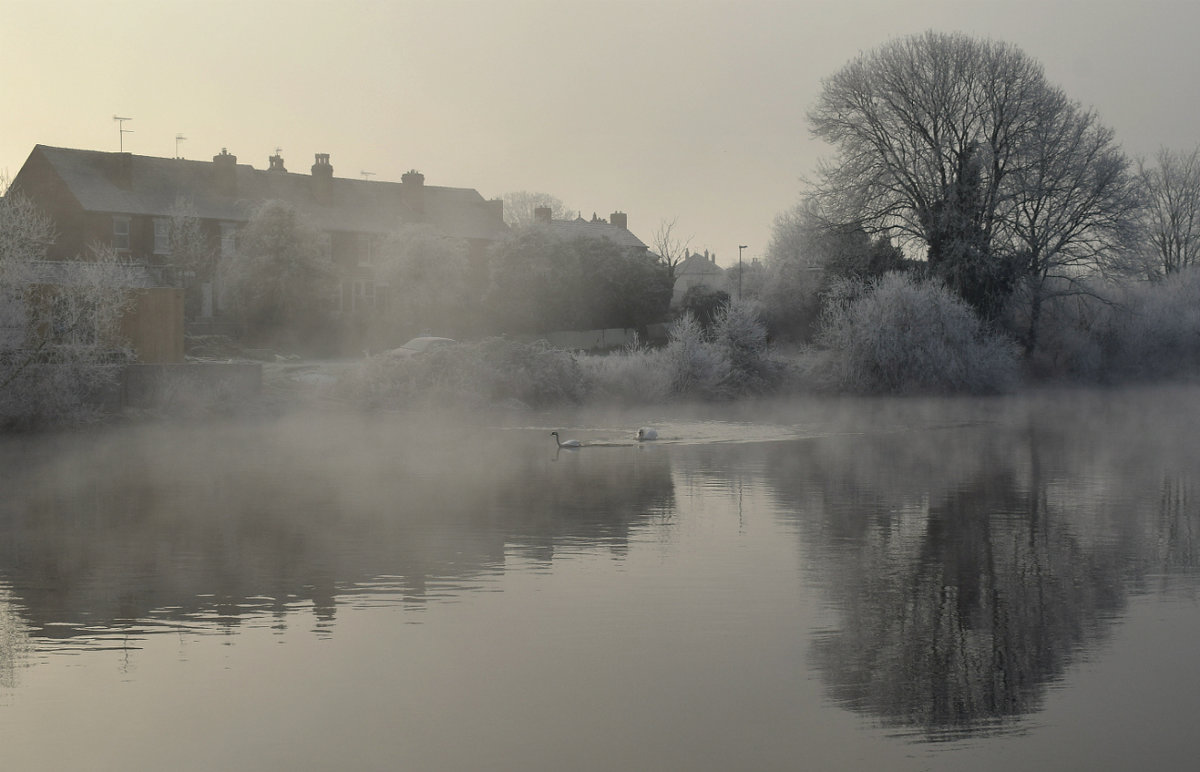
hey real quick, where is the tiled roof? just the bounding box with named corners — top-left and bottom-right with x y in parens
top-left (676, 253), bottom-right (725, 277)
top-left (542, 216), bottom-right (648, 250)
top-left (29, 145), bottom-right (508, 242)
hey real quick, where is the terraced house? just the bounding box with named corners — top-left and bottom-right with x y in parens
top-left (8, 145), bottom-right (511, 338)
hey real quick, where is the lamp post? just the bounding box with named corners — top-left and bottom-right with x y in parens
top-left (738, 245), bottom-right (747, 300)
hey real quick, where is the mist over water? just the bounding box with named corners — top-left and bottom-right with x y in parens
top-left (2, 386), bottom-right (1199, 770)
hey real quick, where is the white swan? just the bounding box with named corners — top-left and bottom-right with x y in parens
top-left (637, 427), bottom-right (658, 441)
top-left (551, 431), bottom-right (581, 449)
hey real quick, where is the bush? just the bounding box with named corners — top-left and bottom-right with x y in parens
top-left (577, 339), bottom-right (673, 404)
top-left (340, 337), bottom-right (585, 410)
top-left (664, 312), bottom-right (731, 399)
top-left (1101, 269), bottom-right (1200, 380)
top-left (711, 299), bottom-right (779, 394)
top-left (813, 272), bottom-right (1020, 394)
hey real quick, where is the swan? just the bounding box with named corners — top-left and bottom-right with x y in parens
top-left (637, 427), bottom-right (658, 441)
top-left (551, 431), bottom-right (582, 449)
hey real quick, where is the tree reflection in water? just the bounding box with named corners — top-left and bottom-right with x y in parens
top-left (763, 389), bottom-right (1200, 739)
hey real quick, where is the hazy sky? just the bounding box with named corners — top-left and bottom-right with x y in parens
top-left (5, 0), bottom-right (1198, 265)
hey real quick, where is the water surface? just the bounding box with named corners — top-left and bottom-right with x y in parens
top-left (2, 386), bottom-right (1198, 770)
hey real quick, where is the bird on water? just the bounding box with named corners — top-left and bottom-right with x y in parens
top-left (637, 427), bottom-right (658, 441)
top-left (551, 431), bottom-right (582, 449)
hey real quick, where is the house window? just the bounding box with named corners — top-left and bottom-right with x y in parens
top-left (360, 234), bottom-right (379, 267)
top-left (113, 217), bottom-right (131, 251)
top-left (352, 279), bottom-right (375, 311)
top-left (153, 218), bottom-right (170, 255)
top-left (219, 222), bottom-right (237, 259)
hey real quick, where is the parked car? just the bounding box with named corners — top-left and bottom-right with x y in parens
top-left (384, 337), bottom-right (457, 358)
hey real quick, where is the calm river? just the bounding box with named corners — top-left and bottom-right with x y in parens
top-left (2, 385), bottom-right (1198, 771)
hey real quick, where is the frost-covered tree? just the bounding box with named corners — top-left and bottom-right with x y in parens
top-left (500, 191), bottom-right (575, 228)
top-left (2, 187), bottom-right (135, 428)
top-left (762, 198), bottom-right (905, 341)
top-left (711, 298), bottom-right (776, 393)
top-left (166, 197), bottom-right (215, 317)
top-left (223, 200), bottom-right (335, 349)
top-left (484, 227), bottom-right (669, 335)
top-left (372, 224), bottom-right (469, 344)
top-left (576, 236), bottom-right (672, 331)
top-left (484, 227), bottom-right (581, 334)
top-left (664, 312), bottom-right (729, 398)
top-left (814, 272), bottom-right (1020, 395)
top-left (1138, 146), bottom-right (1200, 278)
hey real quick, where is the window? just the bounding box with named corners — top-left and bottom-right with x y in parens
top-left (352, 279), bottom-right (375, 311)
top-left (153, 218), bottom-right (170, 255)
top-left (219, 222), bottom-right (237, 259)
top-left (113, 217), bottom-right (131, 251)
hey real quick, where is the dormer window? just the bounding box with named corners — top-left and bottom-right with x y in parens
top-left (113, 216), bottom-right (131, 251)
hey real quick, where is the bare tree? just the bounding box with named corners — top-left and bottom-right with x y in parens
top-left (1138, 146), bottom-right (1200, 277)
top-left (809, 30), bottom-right (1139, 340)
top-left (809, 32), bottom-right (1049, 256)
top-left (1004, 102), bottom-right (1140, 353)
top-left (501, 191), bottom-right (575, 228)
top-left (650, 216), bottom-right (692, 280)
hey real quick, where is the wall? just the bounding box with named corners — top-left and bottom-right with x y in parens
top-left (120, 287), bottom-right (185, 363)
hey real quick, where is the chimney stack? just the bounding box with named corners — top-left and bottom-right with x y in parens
top-left (401, 169), bottom-right (425, 215)
top-left (534, 206), bottom-right (552, 224)
top-left (268, 153), bottom-right (287, 172)
top-left (311, 153), bottom-right (333, 204)
top-left (610, 211), bottom-right (627, 230)
top-left (212, 148), bottom-right (237, 195)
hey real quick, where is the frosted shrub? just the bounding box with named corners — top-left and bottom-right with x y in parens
top-left (815, 272), bottom-right (1020, 394)
top-left (711, 299), bottom-right (779, 394)
top-left (577, 341), bottom-right (673, 404)
top-left (340, 337), bottom-right (585, 410)
top-left (1103, 269), bottom-right (1200, 379)
top-left (0, 358), bottom-right (124, 430)
top-left (664, 313), bottom-right (731, 399)
top-left (1007, 280), bottom-right (1110, 381)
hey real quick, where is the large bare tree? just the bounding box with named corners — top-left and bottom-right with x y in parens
top-left (1138, 146), bottom-right (1200, 277)
top-left (809, 30), bottom-right (1138, 338)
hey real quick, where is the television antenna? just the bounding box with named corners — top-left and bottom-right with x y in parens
top-left (113, 115), bottom-right (133, 152)
top-left (175, 134), bottom-right (187, 159)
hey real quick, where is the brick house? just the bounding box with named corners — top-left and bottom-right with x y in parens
top-left (8, 145), bottom-right (510, 335)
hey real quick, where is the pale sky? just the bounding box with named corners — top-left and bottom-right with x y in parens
top-left (5, 0), bottom-right (1198, 266)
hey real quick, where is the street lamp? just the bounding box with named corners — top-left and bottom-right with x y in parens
top-left (738, 245), bottom-right (747, 300)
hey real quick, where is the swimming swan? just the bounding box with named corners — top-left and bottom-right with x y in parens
top-left (637, 427), bottom-right (658, 441)
top-left (551, 431), bottom-right (582, 449)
